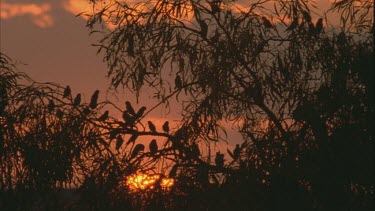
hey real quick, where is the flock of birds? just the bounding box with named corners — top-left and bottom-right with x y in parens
top-left (56, 64), bottom-right (242, 170)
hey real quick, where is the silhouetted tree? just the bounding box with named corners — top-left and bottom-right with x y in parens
top-left (85, 0), bottom-right (373, 210)
top-left (0, 53), bottom-right (168, 210)
top-left (1, 0), bottom-right (373, 210)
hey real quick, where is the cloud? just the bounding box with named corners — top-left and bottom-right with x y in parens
top-left (61, 0), bottom-right (92, 19)
top-left (61, 0), bottom-right (194, 30)
top-left (0, 1), bottom-right (54, 28)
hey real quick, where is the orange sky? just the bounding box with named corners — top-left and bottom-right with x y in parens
top-left (0, 0), bottom-right (350, 154)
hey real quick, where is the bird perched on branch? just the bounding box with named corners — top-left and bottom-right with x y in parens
top-left (89, 90), bottom-right (99, 109)
top-left (209, 1), bottom-right (221, 14)
top-left (48, 99), bottom-right (55, 112)
top-left (125, 101), bottom-right (136, 116)
top-left (215, 152), bottom-right (224, 167)
top-left (286, 18), bottom-right (299, 31)
top-left (73, 94), bottom-right (81, 106)
top-left (123, 111), bottom-right (135, 127)
top-left (233, 144), bottom-right (241, 161)
top-left (148, 121), bottom-right (156, 132)
top-left (302, 11), bottom-right (312, 23)
top-left (135, 106), bottom-right (146, 119)
top-left (198, 19), bottom-right (208, 37)
top-left (175, 75), bottom-right (182, 89)
top-left (246, 83), bottom-right (263, 105)
top-left (98, 110), bottom-right (109, 121)
top-left (63, 85), bottom-right (71, 98)
top-left (162, 121), bottom-right (169, 134)
top-left (149, 139), bottom-right (158, 155)
top-left (191, 142), bottom-right (200, 159)
top-left (83, 106), bottom-right (90, 116)
top-left (315, 18), bottom-right (323, 34)
top-left (131, 144), bottom-right (145, 158)
top-left (262, 17), bottom-right (274, 29)
top-left (56, 109), bottom-right (64, 119)
top-left (116, 135), bottom-right (124, 151)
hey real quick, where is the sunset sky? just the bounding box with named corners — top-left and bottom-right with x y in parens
top-left (0, 0), bottom-right (335, 151)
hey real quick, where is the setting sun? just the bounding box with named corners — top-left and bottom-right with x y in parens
top-left (126, 174), bottom-right (174, 190)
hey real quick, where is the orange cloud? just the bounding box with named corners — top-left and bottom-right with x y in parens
top-left (61, 0), bottom-right (93, 20)
top-left (62, 0), bottom-right (131, 30)
top-left (62, 0), bottom-right (194, 30)
top-left (0, 2), bottom-right (53, 28)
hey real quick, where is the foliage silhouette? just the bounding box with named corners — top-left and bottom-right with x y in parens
top-left (0, 0), bottom-right (374, 210)
top-left (83, 0), bottom-right (373, 210)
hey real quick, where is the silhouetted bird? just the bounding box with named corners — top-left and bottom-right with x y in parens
top-left (56, 109), bottom-right (64, 119)
top-left (122, 110), bottom-right (130, 122)
top-left (125, 101), bottom-right (136, 116)
top-left (191, 142), bottom-right (200, 158)
top-left (98, 110), bottom-right (109, 121)
top-left (315, 18), bottom-right (323, 33)
top-left (337, 31), bottom-right (346, 45)
top-left (109, 130), bottom-right (118, 140)
top-left (123, 110), bottom-right (135, 126)
top-left (198, 19), bottom-right (208, 37)
top-left (233, 144), bottom-right (241, 160)
top-left (73, 94), bottom-right (81, 106)
top-left (286, 18), bottom-right (299, 31)
top-left (148, 121), bottom-right (156, 132)
top-left (63, 85), bottom-right (71, 98)
top-left (162, 121), bottom-right (169, 133)
top-left (175, 75), bottom-right (182, 89)
top-left (262, 17), bottom-right (274, 29)
top-left (89, 90), bottom-right (99, 109)
top-left (209, 1), bottom-right (220, 14)
top-left (116, 135), bottom-right (124, 151)
top-left (302, 11), bottom-right (312, 22)
top-left (308, 22), bottom-right (316, 35)
top-left (277, 54), bottom-right (289, 80)
top-left (83, 106), bottom-right (90, 115)
top-left (48, 99), bottom-right (55, 112)
top-left (169, 164), bottom-right (178, 178)
top-left (136, 106), bottom-right (147, 119)
top-left (131, 144), bottom-right (145, 158)
top-left (215, 152), bottom-right (224, 167)
top-left (246, 84), bottom-right (263, 105)
top-left (149, 139), bottom-right (158, 155)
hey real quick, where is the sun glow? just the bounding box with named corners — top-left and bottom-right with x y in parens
top-left (126, 174), bottom-right (174, 190)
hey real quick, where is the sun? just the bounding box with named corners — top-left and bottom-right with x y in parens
top-left (126, 173), bottom-right (174, 190)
